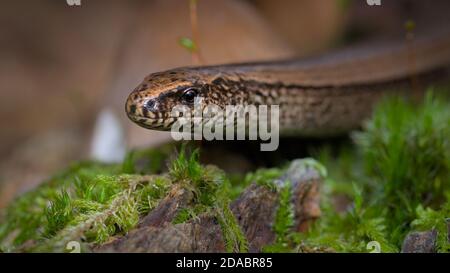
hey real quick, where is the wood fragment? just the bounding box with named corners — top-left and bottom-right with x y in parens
top-left (96, 160), bottom-right (322, 253)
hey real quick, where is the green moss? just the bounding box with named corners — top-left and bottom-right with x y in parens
top-left (33, 175), bottom-right (171, 252)
top-left (0, 145), bottom-right (265, 253)
top-left (293, 89), bottom-right (450, 252)
top-left (168, 146), bottom-right (248, 252)
top-left (137, 177), bottom-right (171, 214)
top-left (273, 183), bottom-right (295, 240)
top-left (411, 202), bottom-right (450, 252)
top-left (0, 158), bottom-right (171, 252)
top-left (243, 167), bottom-right (284, 193)
top-left (172, 206), bottom-right (210, 224)
top-left (44, 190), bottom-right (74, 237)
top-left (290, 180), bottom-right (397, 253)
top-left (169, 146), bottom-right (204, 184)
top-left (169, 146), bottom-right (224, 223)
top-left (1, 89), bottom-right (449, 253)
top-left (216, 200), bottom-right (249, 253)
top-left (263, 183), bottom-right (295, 253)
top-left (355, 91), bottom-right (450, 244)
top-left (0, 161), bottom-right (121, 250)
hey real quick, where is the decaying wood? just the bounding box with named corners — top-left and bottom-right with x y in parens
top-left (138, 184), bottom-right (194, 228)
top-left (96, 160), bottom-right (322, 253)
top-left (277, 160), bottom-right (322, 232)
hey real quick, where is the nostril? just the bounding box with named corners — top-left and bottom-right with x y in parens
top-left (145, 99), bottom-right (157, 112)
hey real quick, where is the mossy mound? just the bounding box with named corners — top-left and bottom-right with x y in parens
top-left (1, 89), bottom-right (449, 253)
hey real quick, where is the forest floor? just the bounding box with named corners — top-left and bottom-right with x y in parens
top-left (0, 89), bottom-right (449, 253)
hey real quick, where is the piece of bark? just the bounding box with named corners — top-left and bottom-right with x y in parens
top-left (401, 229), bottom-right (437, 253)
top-left (99, 217), bottom-right (225, 253)
top-left (230, 183), bottom-right (279, 252)
top-left (138, 184), bottom-right (194, 228)
top-left (277, 160), bottom-right (322, 232)
top-left (96, 159), bottom-right (322, 253)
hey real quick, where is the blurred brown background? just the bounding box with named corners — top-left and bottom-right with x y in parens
top-left (1, 0), bottom-right (449, 207)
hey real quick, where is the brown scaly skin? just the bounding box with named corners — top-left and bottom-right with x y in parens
top-left (126, 29), bottom-right (450, 136)
top-left (126, 68), bottom-right (251, 131)
top-left (125, 68), bottom-right (449, 137)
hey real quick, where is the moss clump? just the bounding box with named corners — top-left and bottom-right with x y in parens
top-left (168, 145), bottom-right (249, 252)
top-left (33, 175), bottom-right (171, 252)
top-left (243, 168), bottom-right (284, 192)
top-left (170, 147), bottom-right (222, 223)
top-left (411, 202), bottom-right (450, 252)
top-left (0, 162), bottom-right (122, 251)
top-left (32, 175), bottom-right (170, 251)
top-left (0, 143), bottom-right (251, 253)
top-left (293, 181), bottom-right (397, 253)
top-left (262, 159), bottom-right (327, 253)
top-left (355, 92), bottom-right (450, 242)
top-left (216, 198), bottom-right (249, 253)
top-left (273, 183), bottom-right (295, 241)
top-left (262, 182), bottom-right (295, 253)
top-left (1, 89), bottom-right (449, 253)
top-left (44, 190), bottom-right (74, 237)
top-left (0, 147), bottom-right (172, 252)
top-left (294, 89), bottom-right (450, 252)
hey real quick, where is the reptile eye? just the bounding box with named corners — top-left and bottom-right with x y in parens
top-left (181, 88), bottom-right (198, 104)
top-left (146, 99), bottom-right (157, 111)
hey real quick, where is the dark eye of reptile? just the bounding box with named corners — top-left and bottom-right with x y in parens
top-left (146, 99), bottom-right (156, 110)
top-left (181, 88), bottom-right (198, 103)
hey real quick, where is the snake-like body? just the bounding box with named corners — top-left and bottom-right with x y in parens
top-left (126, 30), bottom-right (450, 136)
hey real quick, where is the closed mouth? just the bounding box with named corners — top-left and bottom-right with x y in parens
top-left (127, 113), bottom-right (175, 130)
